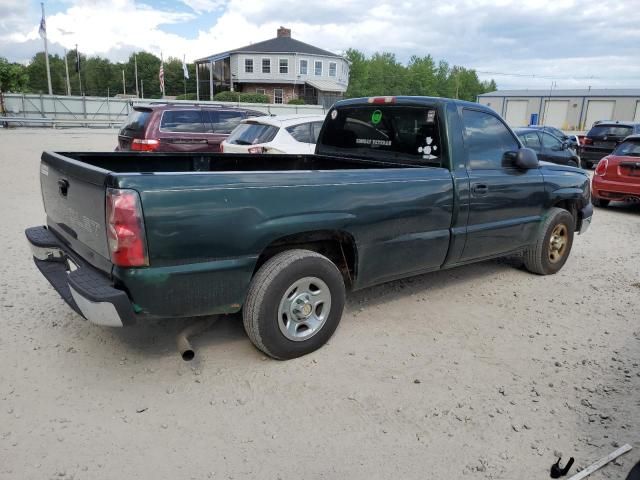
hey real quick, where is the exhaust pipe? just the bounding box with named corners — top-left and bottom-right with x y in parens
top-left (176, 317), bottom-right (217, 361)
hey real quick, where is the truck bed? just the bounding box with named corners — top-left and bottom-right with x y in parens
top-left (50, 151), bottom-right (425, 175)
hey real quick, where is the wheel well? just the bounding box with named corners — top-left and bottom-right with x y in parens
top-left (552, 200), bottom-right (579, 230)
top-left (254, 230), bottom-right (357, 287)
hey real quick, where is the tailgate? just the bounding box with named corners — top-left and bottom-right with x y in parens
top-left (40, 152), bottom-right (112, 272)
top-left (618, 160), bottom-right (640, 184)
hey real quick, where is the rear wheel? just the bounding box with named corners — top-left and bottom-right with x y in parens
top-left (568, 159), bottom-right (578, 168)
top-left (592, 197), bottom-right (610, 208)
top-left (243, 249), bottom-right (345, 360)
top-left (523, 208), bottom-right (574, 275)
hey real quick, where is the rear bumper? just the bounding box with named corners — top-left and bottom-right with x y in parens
top-left (580, 148), bottom-right (610, 163)
top-left (25, 226), bottom-right (136, 327)
top-left (592, 177), bottom-right (640, 201)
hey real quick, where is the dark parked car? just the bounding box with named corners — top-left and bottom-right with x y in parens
top-left (580, 121), bottom-right (640, 169)
top-left (527, 125), bottom-right (579, 151)
top-left (515, 127), bottom-right (581, 167)
top-left (117, 104), bottom-right (265, 153)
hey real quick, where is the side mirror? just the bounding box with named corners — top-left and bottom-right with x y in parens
top-left (514, 147), bottom-right (539, 169)
top-left (561, 141), bottom-right (569, 150)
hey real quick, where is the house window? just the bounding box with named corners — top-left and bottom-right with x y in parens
top-left (256, 88), bottom-right (266, 95)
top-left (244, 59), bottom-right (253, 73)
top-left (329, 62), bottom-right (336, 77)
top-left (299, 59), bottom-right (308, 75)
top-left (262, 58), bottom-right (271, 74)
top-left (314, 61), bottom-right (322, 76)
top-left (279, 59), bottom-right (288, 74)
top-left (274, 88), bottom-right (283, 104)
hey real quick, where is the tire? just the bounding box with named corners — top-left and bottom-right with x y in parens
top-left (568, 160), bottom-right (578, 168)
top-left (243, 249), bottom-right (346, 360)
top-left (523, 207), bottom-right (575, 275)
top-left (583, 161), bottom-right (592, 169)
top-left (592, 197), bottom-right (610, 208)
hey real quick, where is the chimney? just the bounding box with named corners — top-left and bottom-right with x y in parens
top-left (277, 26), bottom-right (291, 38)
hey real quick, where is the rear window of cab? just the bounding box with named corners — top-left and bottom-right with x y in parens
top-left (319, 105), bottom-right (444, 166)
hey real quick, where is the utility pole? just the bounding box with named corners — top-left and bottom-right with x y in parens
top-left (63, 50), bottom-right (71, 95)
top-left (122, 69), bottom-right (126, 95)
top-left (40, 2), bottom-right (53, 95)
top-left (141, 79), bottom-right (144, 99)
top-left (134, 54), bottom-right (139, 97)
top-left (76, 44), bottom-right (82, 95)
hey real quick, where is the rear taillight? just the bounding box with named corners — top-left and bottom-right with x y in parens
top-left (220, 143), bottom-right (224, 153)
top-left (583, 137), bottom-right (593, 145)
top-left (106, 188), bottom-right (148, 267)
top-left (248, 146), bottom-right (266, 154)
top-left (131, 138), bottom-right (159, 152)
top-left (594, 157), bottom-right (608, 176)
top-left (367, 96), bottom-right (396, 104)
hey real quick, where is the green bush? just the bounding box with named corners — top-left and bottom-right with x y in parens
top-left (287, 98), bottom-right (305, 105)
top-left (213, 91), bottom-right (270, 103)
top-left (175, 93), bottom-right (198, 100)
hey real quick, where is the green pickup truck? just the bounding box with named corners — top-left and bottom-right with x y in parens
top-left (26, 96), bottom-right (592, 359)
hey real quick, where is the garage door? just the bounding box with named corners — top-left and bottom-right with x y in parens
top-left (634, 101), bottom-right (640, 122)
top-left (585, 100), bottom-right (615, 129)
top-left (505, 100), bottom-right (528, 127)
top-left (542, 100), bottom-right (569, 128)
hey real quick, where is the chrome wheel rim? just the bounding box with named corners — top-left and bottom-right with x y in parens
top-left (548, 224), bottom-right (568, 264)
top-left (278, 277), bottom-right (331, 342)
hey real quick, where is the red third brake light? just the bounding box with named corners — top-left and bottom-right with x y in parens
top-left (106, 188), bottom-right (149, 267)
top-left (131, 138), bottom-right (159, 151)
top-left (368, 96), bottom-right (396, 104)
top-left (594, 157), bottom-right (609, 176)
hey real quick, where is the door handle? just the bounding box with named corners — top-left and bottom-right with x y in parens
top-left (472, 183), bottom-right (489, 195)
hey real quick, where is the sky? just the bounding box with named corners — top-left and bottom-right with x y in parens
top-left (1, 0), bottom-right (640, 90)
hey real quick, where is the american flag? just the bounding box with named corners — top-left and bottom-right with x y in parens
top-left (159, 56), bottom-right (165, 93)
top-left (38, 14), bottom-right (46, 38)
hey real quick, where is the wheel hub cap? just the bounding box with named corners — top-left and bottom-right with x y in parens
top-left (548, 224), bottom-right (568, 264)
top-left (278, 277), bottom-right (332, 342)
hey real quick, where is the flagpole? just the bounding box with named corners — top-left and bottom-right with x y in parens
top-left (122, 69), bottom-right (126, 95)
top-left (161, 52), bottom-right (165, 98)
top-left (63, 49), bottom-right (71, 96)
top-left (195, 63), bottom-right (199, 101)
top-left (134, 54), bottom-right (139, 98)
top-left (40, 2), bottom-right (53, 95)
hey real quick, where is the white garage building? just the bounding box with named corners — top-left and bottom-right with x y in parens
top-left (476, 89), bottom-right (640, 132)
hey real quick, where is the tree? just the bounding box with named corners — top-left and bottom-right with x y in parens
top-left (0, 57), bottom-right (29, 92)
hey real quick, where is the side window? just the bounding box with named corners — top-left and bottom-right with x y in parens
top-left (209, 111), bottom-right (244, 134)
top-left (462, 109), bottom-right (519, 169)
top-left (160, 110), bottom-right (205, 133)
top-left (521, 132), bottom-right (541, 151)
top-left (286, 123), bottom-right (312, 143)
top-left (541, 132), bottom-right (562, 149)
top-left (311, 122), bottom-right (324, 143)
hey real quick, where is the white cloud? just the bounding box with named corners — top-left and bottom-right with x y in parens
top-left (180, 0), bottom-right (227, 13)
top-left (1, 0), bottom-right (639, 89)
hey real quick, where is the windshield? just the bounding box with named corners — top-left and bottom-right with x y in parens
top-left (318, 105), bottom-right (444, 166)
top-left (588, 125), bottom-right (633, 138)
top-left (226, 123), bottom-right (278, 145)
top-left (613, 140), bottom-right (640, 157)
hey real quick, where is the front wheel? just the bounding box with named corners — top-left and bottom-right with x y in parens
top-left (243, 249), bottom-right (346, 359)
top-left (523, 208), bottom-right (575, 275)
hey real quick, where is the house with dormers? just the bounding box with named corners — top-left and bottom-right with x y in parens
top-left (194, 27), bottom-right (349, 107)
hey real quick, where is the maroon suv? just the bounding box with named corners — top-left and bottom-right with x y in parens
top-left (117, 104), bottom-right (265, 153)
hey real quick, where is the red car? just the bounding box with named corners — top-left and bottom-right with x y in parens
top-left (117, 104), bottom-right (265, 153)
top-left (592, 134), bottom-right (640, 207)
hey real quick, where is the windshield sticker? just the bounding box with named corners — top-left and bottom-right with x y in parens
top-left (371, 110), bottom-right (383, 124)
top-left (426, 110), bottom-right (436, 124)
top-left (356, 138), bottom-right (392, 146)
top-left (330, 110), bottom-right (338, 120)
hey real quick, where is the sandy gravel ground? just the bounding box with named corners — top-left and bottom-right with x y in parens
top-left (0, 128), bottom-right (638, 480)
